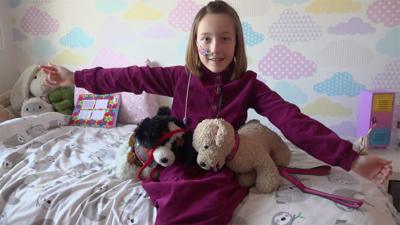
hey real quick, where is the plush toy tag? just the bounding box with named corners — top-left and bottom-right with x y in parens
top-left (69, 93), bottom-right (121, 128)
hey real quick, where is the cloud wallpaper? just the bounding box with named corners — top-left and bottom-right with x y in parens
top-left (2, 0), bottom-right (400, 142)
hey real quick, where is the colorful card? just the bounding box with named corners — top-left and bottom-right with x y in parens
top-left (70, 93), bottom-right (121, 128)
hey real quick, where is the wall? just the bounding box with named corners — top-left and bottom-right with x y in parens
top-left (2, 0), bottom-right (400, 142)
top-left (0, 1), bottom-right (17, 94)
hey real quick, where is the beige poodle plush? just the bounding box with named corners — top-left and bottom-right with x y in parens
top-left (192, 119), bottom-right (291, 193)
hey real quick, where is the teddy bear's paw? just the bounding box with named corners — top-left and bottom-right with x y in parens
top-left (249, 187), bottom-right (263, 194)
top-left (237, 172), bottom-right (256, 187)
top-left (255, 175), bottom-right (281, 194)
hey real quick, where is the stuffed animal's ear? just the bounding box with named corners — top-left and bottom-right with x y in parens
top-left (128, 133), bottom-right (136, 147)
top-left (215, 120), bottom-right (227, 148)
top-left (215, 119), bottom-right (234, 150)
top-left (39, 96), bottom-right (50, 103)
top-left (127, 151), bottom-right (141, 166)
top-left (134, 118), bottom-right (149, 141)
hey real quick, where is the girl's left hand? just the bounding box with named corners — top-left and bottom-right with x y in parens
top-left (351, 155), bottom-right (392, 184)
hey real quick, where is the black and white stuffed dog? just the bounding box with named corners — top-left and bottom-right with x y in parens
top-left (116, 107), bottom-right (196, 180)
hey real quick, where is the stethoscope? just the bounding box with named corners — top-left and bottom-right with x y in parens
top-left (183, 72), bottom-right (192, 126)
top-left (182, 71), bottom-right (223, 126)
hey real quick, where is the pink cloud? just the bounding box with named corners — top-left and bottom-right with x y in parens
top-left (367, 0), bottom-right (400, 27)
top-left (168, 0), bottom-right (202, 32)
top-left (91, 48), bottom-right (133, 68)
top-left (370, 60), bottom-right (400, 92)
top-left (20, 6), bottom-right (59, 35)
top-left (258, 45), bottom-right (317, 79)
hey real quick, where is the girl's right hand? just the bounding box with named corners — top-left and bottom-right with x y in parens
top-left (40, 64), bottom-right (75, 87)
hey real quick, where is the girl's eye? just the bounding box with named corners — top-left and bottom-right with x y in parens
top-left (223, 37), bottom-right (231, 41)
top-left (201, 37), bottom-right (211, 42)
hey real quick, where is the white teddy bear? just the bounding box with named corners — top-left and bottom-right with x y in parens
top-left (10, 65), bottom-right (55, 117)
top-left (20, 97), bottom-right (54, 117)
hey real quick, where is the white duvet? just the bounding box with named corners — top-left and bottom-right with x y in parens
top-left (0, 112), bottom-right (399, 225)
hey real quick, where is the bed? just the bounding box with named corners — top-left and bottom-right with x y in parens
top-left (0, 112), bottom-right (399, 225)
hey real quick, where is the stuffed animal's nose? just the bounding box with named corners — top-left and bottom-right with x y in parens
top-left (199, 162), bottom-right (207, 168)
top-left (160, 158), bottom-right (168, 164)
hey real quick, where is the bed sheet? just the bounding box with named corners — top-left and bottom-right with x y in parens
top-left (0, 113), bottom-right (155, 225)
top-left (0, 112), bottom-right (399, 225)
top-left (232, 141), bottom-right (400, 225)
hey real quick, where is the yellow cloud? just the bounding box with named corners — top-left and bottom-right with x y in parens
top-left (305, 0), bottom-right (361, 14)
top-left (301, 97), bottom-right (352, 117)
top-left (122, 3), bottom-right (163, 20)
top-left (52, 50), bottom-right (88, 65)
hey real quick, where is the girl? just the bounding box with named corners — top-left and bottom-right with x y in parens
top-left (42, 1), bottom-right (392, 224)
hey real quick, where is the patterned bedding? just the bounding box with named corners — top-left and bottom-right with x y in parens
top-left (0, 112), bottom-right (399, 225)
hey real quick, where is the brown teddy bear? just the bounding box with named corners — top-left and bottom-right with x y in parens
top-left (192, 119), bottom-right (291, 193)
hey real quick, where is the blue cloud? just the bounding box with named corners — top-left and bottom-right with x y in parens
top-left (313, 72), bottom-right (365, 97)
top-left (177, 34), bottom-right (189, 56)
top-left (274, 81), bottom-right (308, 105)
top-left (8, 0), bottom-right (21, 8)
top-left (32, 37), bottom-right (56, 58)
top-left (96, 0), bottom-right (127, 13)
top-left (377, 28), bottom-right (400, 57)
top-left (59, 27), bottom-right (94, 48)
top-left (242, 22), bottom-right (264, 46)
top-left (272, 0), bottom-right (308, 5)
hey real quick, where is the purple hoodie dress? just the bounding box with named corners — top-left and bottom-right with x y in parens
top-left (74, 65), bottom-right (358, 224)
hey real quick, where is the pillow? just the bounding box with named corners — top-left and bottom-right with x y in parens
top-left (74, 89), bottom-right (159, 124)
top-left (74, 59), bottom-right (160, 124)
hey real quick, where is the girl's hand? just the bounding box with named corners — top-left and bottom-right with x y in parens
top-left (351, 155), bottom-right (392, 184)
top-left (40, 63), bottom-right (74, 87)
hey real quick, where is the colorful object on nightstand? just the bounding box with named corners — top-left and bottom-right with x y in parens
top-left (357, 90), bottom-right (395, 148)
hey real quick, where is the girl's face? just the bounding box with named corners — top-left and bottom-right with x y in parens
top-left (196, 13), bottom-right (236, 74)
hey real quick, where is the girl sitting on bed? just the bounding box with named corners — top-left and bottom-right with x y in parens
top-left (41, 1), bottom-right (392, 224)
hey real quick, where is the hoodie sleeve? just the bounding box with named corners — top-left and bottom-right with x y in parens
top-left (74, 65), bottom-right (186, 97)
top-left (251, 79), bottom-right (359, 171)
